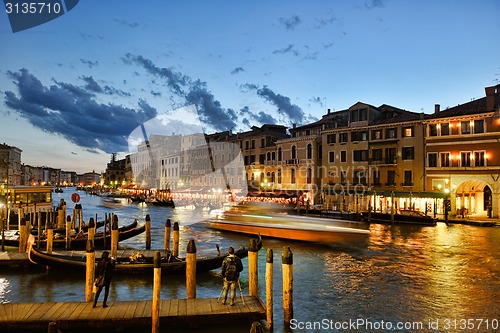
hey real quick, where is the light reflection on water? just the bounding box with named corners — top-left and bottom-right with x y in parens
top-left (1, 189), bottom-right (500, 332)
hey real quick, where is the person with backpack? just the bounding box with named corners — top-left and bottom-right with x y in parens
top-left (221, 247), bottom-right (243, 306)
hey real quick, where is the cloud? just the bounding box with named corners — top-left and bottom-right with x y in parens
top-left (279, 15), bottom-right (302, 30)
top-left (239, 106), bottom-right (277, 125)
top-left (80, 58), bottom-right (99, 68)
top-left (231, 67), bottom-right (245, 75)
top-left (81, 76), bottom-right (131, 96)
top-left (124, 53), bottom-right (238, 131)
top-left (244, 84), bottom-right (305, 125)
top-left (365, 0), bottom-right (384, 9)
top-left (4, 68), bottom-right (157, 154)
top-left (114, 19), bottom-right (139, 28)
top-left (273, 44), bottom-right (299, 56)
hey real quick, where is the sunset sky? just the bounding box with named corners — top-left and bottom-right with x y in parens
top-left (1, 0), bottom-right (499, 173)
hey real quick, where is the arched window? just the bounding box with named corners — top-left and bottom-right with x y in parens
top-left (307, 144), bottom-right (312, 159)
top-left (291, 146), bottom-right (297, 159)
top-left (278, 148), bottom-right (282, 161)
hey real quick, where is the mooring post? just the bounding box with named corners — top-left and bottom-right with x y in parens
top-left (164, 218), bottom-right (171, 251)
top-left (85, 240), bottom-right (95, 302)
top-left (250, 321), bottom-right (265, 333)
top-left (78, 204), bottom-right (83, 231)
top-left (248, 237), bottom-right (260, 296)
top-left (46, 220), bottom-right (53, 254)
top-left (282, 246), bottom-right (293, 327)
top-left (87, 217), bottom-right (95, 243)
top-left (19, 217), bottom-right (27, 253)
top-left (37, 207), bottom-right (42, 249)
top-left (152, 251), bottom-right (161, 333)
top-left (266, 248), bottom-right (274, 331)
top-left (111, 215), bottom-right (119, 257)
top-left (47, 321), bottom-right (60, 333)
top-left (145, 214), bottom-right (151, 250)
top-left (72, 206), bottom-right (77, 229)
top-left (172, 222), bottom-right (180, 257)
top-left (186, 239), bottom-right (197, 299)
top-left (65, 215), bottom-right (72, 250)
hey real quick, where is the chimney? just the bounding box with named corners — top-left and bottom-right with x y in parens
top-left (327, 108), bottom-right (331, 114)
top-left (292, 123), bottom-right (296, 129)
top-left (485, 85), bottom-right (498, 111)
top-left (434, 104), bottom-right (440, 114)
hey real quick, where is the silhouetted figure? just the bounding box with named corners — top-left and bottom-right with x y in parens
top-left (93, 251), bottom-right (115, 308)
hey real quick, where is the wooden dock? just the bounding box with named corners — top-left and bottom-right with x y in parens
top-left (0, 251), bottom-right (29, 266)
top-left (0, 297), bottom-right (266, 331)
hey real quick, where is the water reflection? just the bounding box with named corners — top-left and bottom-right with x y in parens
top-left (2, 189), bottom-right (500, 332)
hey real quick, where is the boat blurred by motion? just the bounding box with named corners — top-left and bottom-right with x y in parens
top-left (205, 203), bottom-right (370, 245)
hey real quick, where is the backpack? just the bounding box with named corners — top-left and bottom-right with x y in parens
top-left (225, 257), bottom-right (238, 281)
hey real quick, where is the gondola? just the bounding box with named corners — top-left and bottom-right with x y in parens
top-left (30, 220), bottom-right (107, 236)
top-left (360, 210), bottom-right (438, 226)
top-left (3, 220), bottom-right (145, 250)
top-left (28, 245), bottom-right (250, 274)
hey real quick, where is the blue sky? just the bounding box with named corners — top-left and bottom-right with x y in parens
top-left (1, 0), bottom-right (499, 174)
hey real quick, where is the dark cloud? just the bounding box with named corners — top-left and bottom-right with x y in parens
top-left (279, 15), bottom-right (302, 30)
top-left (80, 58), bottom-right (99, 68)
top-left (239, 106), bottom-right (277, 125)
top-left (231, 67), bottom-right (244, 75)
top-left (81, 76), bottom-right (130, 97)
top-left (4, 68), bottom-right (157, 154)
top-left (315, 11), bottom-right (342, 29)
top-left (124, 53), bottom-right (238, 131)
top-left (244, 84), bottom-right (304, 125)
top-left (273, 44), bottom-right (299, 56)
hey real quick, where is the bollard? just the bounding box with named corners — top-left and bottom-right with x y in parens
top-left (172, 222), bottom-right (180, 257)
top-left (111, 215), bottom-right (119, 257)
top-left (282, 246), bottom-right (293, 326)
top-left (248, 237), bottom-right (260, 297)
top-left (47, 321), bottom-right (60, 333)
top-left (87, 218), bottom-right (96, 243)
top-left (85, 240), bottom-right (95, 302)
top-left (19, 217), bottom-right (27, 253)
top-left (266, 248), bottom-right (274, 331)
top-left (145, 214), bottom-right (151, 250)
top-left (65, 215), bottom-right (72, 250)
top-left (152, 251), bottom-right (161, 333)
top-left (186, 239), bottom-right (197, 299)
top-left (164, 218), bottom-right (171, 251)
top-left (46, 220), bottom-right (54, 254)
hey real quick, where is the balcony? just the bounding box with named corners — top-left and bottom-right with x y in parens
top-left (402, 182), bottom-right (414, 187)
top-left (285, 159), bottom-right (299, 165)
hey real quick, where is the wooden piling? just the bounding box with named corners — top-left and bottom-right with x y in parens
top-left (46, 220), bottom-right (53, 254)
top-left (19, 217), bottom-right (27, 253)
top-left (282, 246), bottom-right (293, 326)
top-left (65, 215), bottom-right (72, 250)
top-left (248, 238), bottom-right (260, 297)
top-left (111, 216), bottom-right (119, 257)
top-left (152, 251), bottom-right (161, 333)
top-left (186, 239), bottom-right (196, 299)
top-left (87, 218), bottom-right (95, 243)
top-left (85, 240), bottom-right (95, 302)
top-left (250, 321), bottom-right (265, 333)
top-left (164, 218), bottom-right (171, 251)
top-left (172, 222), bottom-right (179, 257)
top-left (266, 248), bottom-right (273, 331)
top-left (145, 214), bottom-right (151, 250)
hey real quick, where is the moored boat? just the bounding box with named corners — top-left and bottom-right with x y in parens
top-left (28, 246), bottom-right (249, 274)
top-left (360, 210), bottom-right (437, 226)
top-left (3, 220), bottom-right (145, 250)
top-left (205, 210), bottom-right (370, 245)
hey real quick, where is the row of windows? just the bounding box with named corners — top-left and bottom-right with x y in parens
top-left (427, 151), bottom-right (487, 167)
top-left (428, 120), bottom-right (484, 136)
top-left (327, 147), bottom-right (415, 163)
top-left (326, 126), bottom-right (414, 144)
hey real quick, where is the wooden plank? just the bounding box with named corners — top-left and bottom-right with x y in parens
top-left (55, 302), bottom-right (79, 320)
top-left (19, 303), bottom-right (38, 321)
top-left (123, 301), bottom-right (137, 319)
top-left (140, 300), bottom-right (152, 318)
top-left (0, 304), bottom-right (9, 321)
top-left (169, 299), bottom-right (179, 317)
top-left (67, 302), bottom-right (88, 320)
top-left (186, 298), bottom-right (197, 316)
top-left (38, 302), bottom-right (65, 321)
top-left (158, 299), bottom-right (170, 318)
top-left (197, 298), bottom-right (212, 316)
top-left (27, 302), bottom-right (57, 321)
top-left (73, 301), bottom-right (94, 322)
top-left (177, 299), bottom-right (187, 317)
top-left (132, 300), bottom-right (148, 319)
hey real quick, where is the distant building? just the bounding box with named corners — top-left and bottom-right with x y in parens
top-left (0, 143), bottom-right (22, 186)
top-left (78, 171), bottom-right (101, 187)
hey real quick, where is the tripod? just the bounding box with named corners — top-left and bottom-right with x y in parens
top-left (218, 279), bottom-right (245, 305)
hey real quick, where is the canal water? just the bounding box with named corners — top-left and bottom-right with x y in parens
top-left (1, 189), bottom-right (499, 332)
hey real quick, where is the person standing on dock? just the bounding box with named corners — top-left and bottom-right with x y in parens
top-left (221, 247), bottom-right (243, 306)
top-left (93, 251), bottom-right (115, 308)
